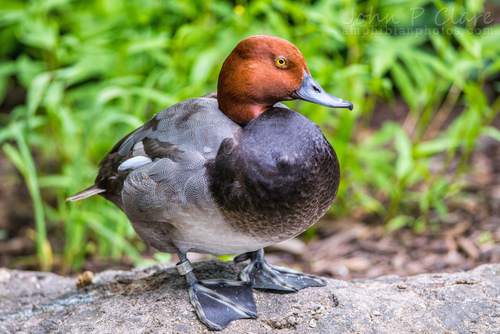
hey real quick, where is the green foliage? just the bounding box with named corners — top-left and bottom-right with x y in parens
top-left (0, 0), bottom-right (498, 272)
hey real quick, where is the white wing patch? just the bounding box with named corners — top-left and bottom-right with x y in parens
top-left (118, 156), bottom-right (152, 171)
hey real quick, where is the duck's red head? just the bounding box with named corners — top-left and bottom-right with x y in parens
top-left (217, 35), bottom-right (353, 124)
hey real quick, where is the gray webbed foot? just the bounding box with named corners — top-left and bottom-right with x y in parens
top-left (176, 260), bottom-right (258, 330)
top-left (235, 249), bottom-right (326, 292)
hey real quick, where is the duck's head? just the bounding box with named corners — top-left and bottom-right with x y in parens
top-left (217, 35), bottom-right (353, 124)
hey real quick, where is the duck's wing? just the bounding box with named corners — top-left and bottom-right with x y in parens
top-left (116, 97), bottom-right (238, 161)
top-left (68, 97), bottom-right (241, 210)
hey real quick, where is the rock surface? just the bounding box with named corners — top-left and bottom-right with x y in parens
top-left (1, 261), bottom-right (500, 333)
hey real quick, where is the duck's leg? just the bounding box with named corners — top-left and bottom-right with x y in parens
top-left (176, 250), bottom-right (258, 330)
top-left (235, 248), bottom-right (326, 292)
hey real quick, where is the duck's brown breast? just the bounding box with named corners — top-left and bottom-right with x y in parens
top-left (207, 107), bottom-right (340, 243)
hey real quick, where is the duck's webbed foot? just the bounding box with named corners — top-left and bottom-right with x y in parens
top-left (235, 248), bottom-right (326, 292)
top-left (176, 259), bottom-right (258, 330)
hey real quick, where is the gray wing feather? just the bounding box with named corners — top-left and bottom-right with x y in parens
top-left (118, 97), bottom-right (241, 222)
top-left (118, 98), bottom-right (239, 159)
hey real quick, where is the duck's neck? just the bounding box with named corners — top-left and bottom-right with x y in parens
top-left (218, 98), bottom-right (270, 124)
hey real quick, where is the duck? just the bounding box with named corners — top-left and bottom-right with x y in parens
top-left (67, 35), bottom-right (353, 330)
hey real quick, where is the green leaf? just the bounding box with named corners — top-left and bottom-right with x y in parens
top-left (153, 253), bottom-right (172, 263)
top-left (19, 18), bottom-right (59, 51)
top-left (482, 126), bottom-right (500, 142)
top-left (3, 143), bottom-right (27, 176)
top-left (453, 27), bottom-right (481, 59)
top-left (0, 61), bottom-right (16, 102)
top-left (127, 34), bottom-right (169, 55)
top-left (189, 49), bottom-right (220, 84)
top-left (394, 129), bottom-right (413, 178)
top-left (391, 62), bottom-right (416, 110)
top-left (387, 215), bottom-right (414, 231)
top-left (27, 72), bottom-right (52, 117)
top-left (414, 137), bottom-right (458, 156)
top-left (0, 8), bottom-right (25, 28)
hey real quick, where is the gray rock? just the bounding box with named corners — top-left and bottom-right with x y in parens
top-left (1, 260), bottom-right (500, 333)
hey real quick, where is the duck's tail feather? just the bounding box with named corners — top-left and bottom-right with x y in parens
top-left (66, 185), bottom-right (105, 201)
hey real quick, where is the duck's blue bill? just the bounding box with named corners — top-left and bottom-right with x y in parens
top-left (293, 70), bottom-right (353, 111)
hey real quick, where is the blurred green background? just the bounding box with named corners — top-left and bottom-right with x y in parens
top-left (0, 0), bottom-right (499, 273)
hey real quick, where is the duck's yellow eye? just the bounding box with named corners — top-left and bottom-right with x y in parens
top-left (275, 57), bottom-right (287, 67)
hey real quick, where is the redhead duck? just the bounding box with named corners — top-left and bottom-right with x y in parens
top-left (68, 35), bottom-right (353, 330)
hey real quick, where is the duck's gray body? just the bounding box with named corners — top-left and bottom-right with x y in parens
top-left (94, 97), bottom-right (340, 256)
